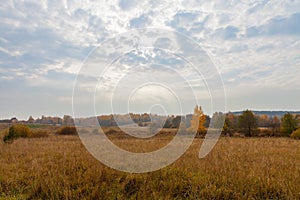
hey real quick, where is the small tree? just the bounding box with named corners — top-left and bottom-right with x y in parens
top-left (238, 110), bottom-right (258, 137)
top-left (257, 114), bottom-right (271, 127)
top-left (280, 113), bottom-right (298, 135)
top-left (270, 116), bottom-right (280, 136)
top-left (222, 117), bottom-right (233, 136)
top-left (3, 124), bottom-right (32, 143)
top-left (226, 113), bottom-right (239, 134)
top-left (27, 116), bottom-right (34, 124)
top-left (189, 105), bottom-right (206, 136)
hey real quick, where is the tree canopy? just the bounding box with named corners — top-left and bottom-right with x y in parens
top-left (238, 110), bottom-right (258, 137)
top-left (280, 113), bottom-right (299, 135)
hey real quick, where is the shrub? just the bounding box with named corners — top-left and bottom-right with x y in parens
top-left (258, 128), bottom-right (273, 137)
top-left (31, 129), bottom-right (49, 138)
top-left (104, 128), bottom-right (118, 135)
top-left (56, 126), bottom-right (77, 135)
top-left (3, 124), bottom-right (32, 143)
top-left (1, 129), bottom-right (9, 143)
top-left (291, 128), bottom-right (300, 139)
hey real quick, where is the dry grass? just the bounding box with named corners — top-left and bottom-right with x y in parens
top-left (1, 126), bottom-right (300, 199)
top-left (102, 127), bottom-right (177, 153)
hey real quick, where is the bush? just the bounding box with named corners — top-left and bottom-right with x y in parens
top-left (258, 128), bottom-right (273, 137)
top-left (1, 129), bottom-right (9, 143)
top-left (31, 129), bottom-right (49, 138)
top-left (104, 128), bottom-right (118, 135)
top-left (56, 126), bottom-right (77, 135)
top-left (3, 124), bottom-right (32, 143)
top-left (291, 128), bottom-right (300, 139)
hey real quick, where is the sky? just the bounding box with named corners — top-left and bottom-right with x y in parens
top-left (0, 0), bottom-right (300, 119)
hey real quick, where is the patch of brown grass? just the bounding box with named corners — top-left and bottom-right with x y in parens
top-left (100, 127), bottom-right (177, 152)
top-left (0, 131), bottom-right (300, 199)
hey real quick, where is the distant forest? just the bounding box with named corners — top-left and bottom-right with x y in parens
top-left (231, 111), bottom-right (300, 118)
top-left (1, 107), bottom-right (300, 138)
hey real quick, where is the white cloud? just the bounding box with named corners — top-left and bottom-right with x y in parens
top-left (0, 75), bottom-right (14, 80)
top-left (0, 0), bottom-right (300, 118)
top-left (0, 46), bottom-right (23, 57)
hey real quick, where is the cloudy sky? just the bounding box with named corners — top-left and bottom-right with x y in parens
top-left (0, 0), bottom-right (300, 119)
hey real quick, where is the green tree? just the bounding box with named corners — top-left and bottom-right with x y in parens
top-left (3, 124), bottom-right (32, 143)
top-left (222, 117), bottom-right (233, 136)
top-left (280, 113), bottom-right (298, 135)
top-left (238, 110), bottom-right (258, 137)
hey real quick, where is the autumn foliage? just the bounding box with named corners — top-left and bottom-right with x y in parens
top-left (3, 124), bottom-right (32, 143)
top-left (291, 128), bottom-right (300, 139)
top-left (189, 105), bottom-right (206, 136)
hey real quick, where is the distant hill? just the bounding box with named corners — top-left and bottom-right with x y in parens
top-left (231, 111), bottom-right (300, 118)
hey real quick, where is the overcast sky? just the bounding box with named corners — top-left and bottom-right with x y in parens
top-left (0, 0), bottom-right (300, 119)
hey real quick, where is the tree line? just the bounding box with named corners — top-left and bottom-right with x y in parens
top-left (2, 106), bottom-right (299, 139)
top-left (212, 109), bottom-right (299, 138)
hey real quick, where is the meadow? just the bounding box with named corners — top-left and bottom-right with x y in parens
top-left (1, 124), bottom-right (300, 199)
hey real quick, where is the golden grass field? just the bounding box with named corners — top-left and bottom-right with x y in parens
top-left (1, 125), bottom-right (300, 199)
